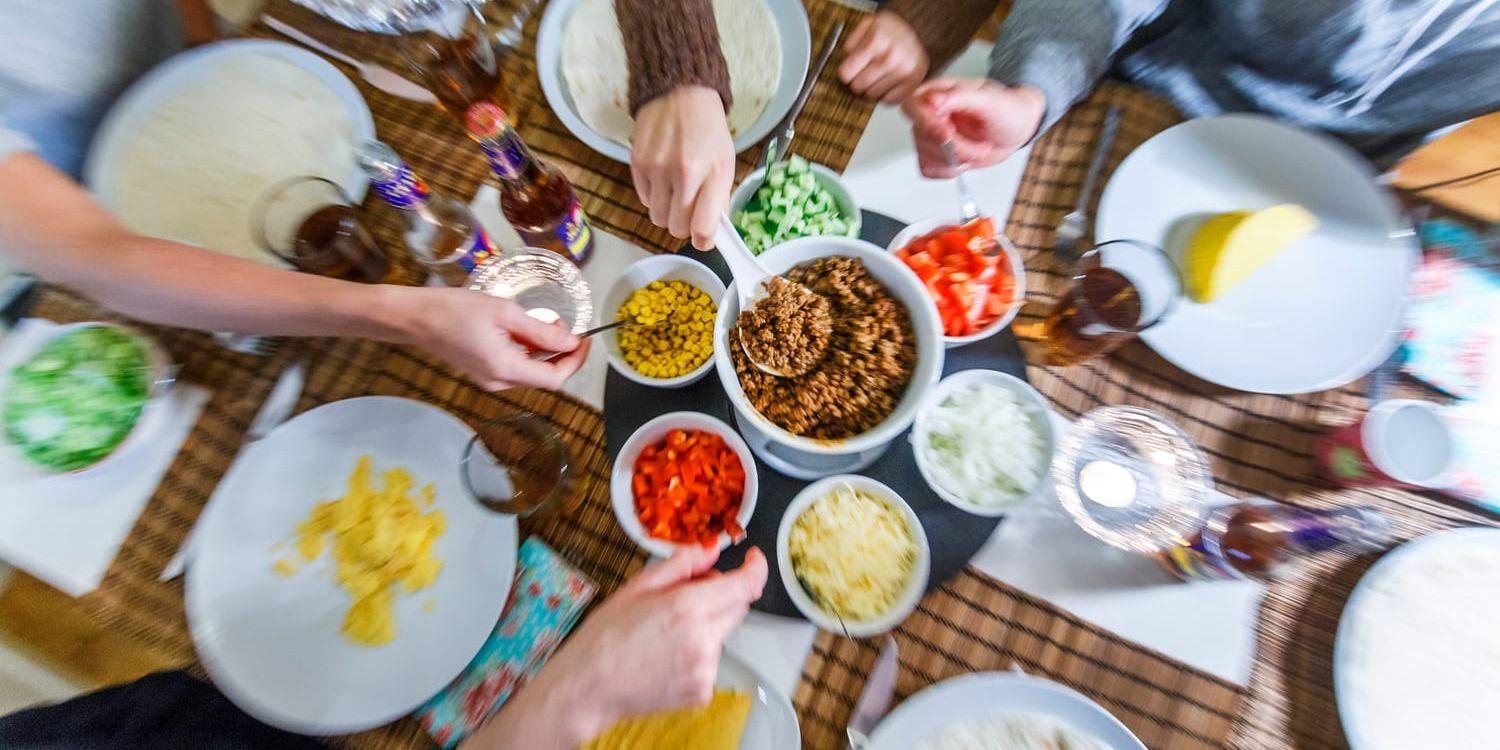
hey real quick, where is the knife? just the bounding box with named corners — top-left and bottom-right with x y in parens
top-left (158, 356), bottom-right (308, 581)
top-left (846, 635), bottom-right (900, 750)
top-left (761, 20), bottom-right (845, 170)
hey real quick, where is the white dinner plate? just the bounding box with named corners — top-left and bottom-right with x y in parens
top-left (186, 397), bottom-right (516, 735)
top-left (717, 651), bottom-right (801, 749)
top-left (535, 0), bottom-right (810, 163)
top-left (1333, 527), bottom-right (1500, 750)
top-left (867, 671), bottom-right (1146, 750)
top-left (1096, 115), bottom-right (1417, 394)
top-left (84, 39), bottom-right (375, 268)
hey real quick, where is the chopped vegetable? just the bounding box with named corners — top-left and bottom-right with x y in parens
top-left (788, 483), bottom-right (917, 622)
top-left (2, 325), bottom-right (151, 471)
top-left (917, 381), bottom-right (1045, 508)
top-left (732, 155), bottom-right (858, 255)
top-left (631, 429), bottom-right (746, 545)
top-left (616, 280), bottom-right (715, 379)
top-left (894, 217), bottom-right (1016, 337)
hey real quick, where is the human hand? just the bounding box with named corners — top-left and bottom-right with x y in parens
top-left (462, 546), bottom-right (769, 750)
top-left (388, 286), bottom-right (589, 391)
top-left (901, 78), bottom-right (1046, 178)
top-left (839, 10), bottom-right (930, 103)
top-left (631, 85), bottom-right (736, 250)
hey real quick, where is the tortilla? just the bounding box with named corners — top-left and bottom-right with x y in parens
top-left (561, 0), bottom-right (782, 147)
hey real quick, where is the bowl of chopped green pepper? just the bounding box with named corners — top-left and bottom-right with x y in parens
top-left (1, 322), bottom-right (174, 474)
top-left (730, 156), bottom-right (860, 256)
top-left (601, 255), bottom-right (726, 389)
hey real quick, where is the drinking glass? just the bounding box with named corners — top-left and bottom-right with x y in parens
top-left (1041, 240), bottom-right (1181, 366)
top-left (251, 176), bottom-right (390, 283)
top-left (460, 413), bottom-right (579, 518)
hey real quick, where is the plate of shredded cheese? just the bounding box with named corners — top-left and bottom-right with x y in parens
top-left (186, 397), bottom-right (516, 735)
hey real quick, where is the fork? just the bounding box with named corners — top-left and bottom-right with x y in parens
top-left (1054, 106), bottom-right (1121, 263)
top-left (214, 332), bottom-right (280, 357)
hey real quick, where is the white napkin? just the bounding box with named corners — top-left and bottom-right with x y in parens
top-left (0, 319), bottom-right (210, 597)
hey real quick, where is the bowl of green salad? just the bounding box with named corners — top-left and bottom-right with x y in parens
top-left (730, 156), bottom-right (860, 255)
top-left (1, 322), bottom-right (174, 474)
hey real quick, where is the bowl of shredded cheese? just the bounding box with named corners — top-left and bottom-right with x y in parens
top-left (777, 475), bottom-right (929, 636)
top-left (912, 370), bottom-right (1057, 516)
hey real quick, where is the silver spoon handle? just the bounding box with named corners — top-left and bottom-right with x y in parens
top-left (941, 141), bottom-right (981, 223)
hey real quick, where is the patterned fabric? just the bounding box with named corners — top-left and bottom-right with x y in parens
top-left (416, 538), bottom-right (597, 749)
top-left (1401, 220), bottom-right (1500, 400)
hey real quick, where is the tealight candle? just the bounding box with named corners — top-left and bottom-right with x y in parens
top-left (1079, 459), bottom-right (1136, 508)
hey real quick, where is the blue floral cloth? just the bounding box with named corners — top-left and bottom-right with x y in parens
top-left (417, 538), bottom-right (596, 748)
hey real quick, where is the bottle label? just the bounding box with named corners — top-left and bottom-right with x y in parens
top-left (370, 163), bottom-right (432, 209)
top-left (1157, 537), bottom-right (1243, 582)
top-left (517, 195), bottom-right (593, 263)
top-left (478, 130), bottom-right (529, 181)
top-left (460, 225), bottom-right (496, 273)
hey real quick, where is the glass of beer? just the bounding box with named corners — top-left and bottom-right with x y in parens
top-left (1041, 240), bottom-right (1181, 366)
top-left (460, 413), bottom-right (580, 518)
top-left (251, 176), bottom-right (391, 284)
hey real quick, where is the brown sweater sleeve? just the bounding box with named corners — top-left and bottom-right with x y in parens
top-left (615, 0), bottom-right (732, 115)
top-left (882, 0), bottom-right (1005, 73)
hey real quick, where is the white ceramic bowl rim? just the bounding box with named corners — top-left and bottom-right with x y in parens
top-left (600, 255), bottom-right (726, 388)
top-left (712, 236), bottom-right (946, 455)
top-left (886, 216), bottom-right (1029, 345)
top-left (775, 474), bottom-right (930, 636)
top-left (911, 369), bottom-right (1057, 516)
top-left (609, 411), bottom-right (759, 557)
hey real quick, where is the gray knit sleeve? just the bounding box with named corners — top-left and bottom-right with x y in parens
top-left (989, 0), bottom-right (1170, 135)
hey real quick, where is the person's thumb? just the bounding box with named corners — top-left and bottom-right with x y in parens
top-left (498, 302), bottom-right (580, 353)
top-left (628, 545), bottom-right (721, 592)
top-left (719, 547), bottom-right (768, 604)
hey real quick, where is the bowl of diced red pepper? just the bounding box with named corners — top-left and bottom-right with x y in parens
top-left (611, 412), bottom-right (758, 558)
top-left (889, 216), bottom-right (1027, 348)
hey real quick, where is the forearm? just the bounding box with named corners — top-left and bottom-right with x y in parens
top-left (615, 0), bottom-right (731, 115)
top-left (0, 153), bottom-right (416, 344)
top-left (883, 0), bottom-right (1003, 73)
top-left (989, 0), bottom-right (1170, 134)
top-left (459, 666), bottom-right (610, 750)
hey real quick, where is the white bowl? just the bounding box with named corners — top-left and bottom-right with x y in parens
top-left (912, 370), bottom-right (1057, 517)
top-left (0, 322), bottom-right (176, 476)
top-left (610, 411), bottom-right (759, 558)
top-left (776, 475), bottom-right (930, 636)
top-left (729, 162), bottom-right (862, 253)
top-left (536, 0), bottom-right (811, 163)
top-left (600, 255), bottom-right (726, 388)
top-left (887, 216), bottom-right (1028, 348)
top-left (713, 236), bottom-right (945, 459)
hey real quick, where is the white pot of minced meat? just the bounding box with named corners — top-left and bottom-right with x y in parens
top-left (713, 236), bottom-right (945, 467)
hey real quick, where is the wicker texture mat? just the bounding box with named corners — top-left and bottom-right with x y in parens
top-left (22, 3), bottom-right (1496, 750)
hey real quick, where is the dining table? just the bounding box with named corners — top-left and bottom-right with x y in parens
top-left (12, 1), bottom-right (1498, 749)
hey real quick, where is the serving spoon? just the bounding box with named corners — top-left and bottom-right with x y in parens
top-left (713, 216), bottom-right (828, 378)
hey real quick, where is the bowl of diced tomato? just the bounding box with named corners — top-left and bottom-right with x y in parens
top-left (611, 411), bottom-right (759, 558)
top-left (889, 216), bottom-right (1026, 348)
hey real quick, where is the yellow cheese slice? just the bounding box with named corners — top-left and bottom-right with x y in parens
top-left (1183, 204), bottom-right (1318, 302)
top-left (582, 689), bottom-right (751, 750)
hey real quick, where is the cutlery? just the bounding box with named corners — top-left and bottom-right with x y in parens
top-left (534, 318), bottom-right (637, 362)
top-left (940, 140), bottom-right (981, 224)
top-left (846, 635), bottom-right (900, 750)
top-left (760, 20), bottom-right (845, 171)
top-left (713, 215), bottom-right (822, 378)
top-left (214, 332), bottom-right (280, 357)
top-left (159, 355), bottom-right (309, 581)
top-left (1054, 105), bottom-right (1121, 262)
top-left (261, 15), bottom-right (438, 104)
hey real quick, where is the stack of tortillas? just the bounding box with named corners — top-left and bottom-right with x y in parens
top-left (561, 0), bottom-right (781, 147)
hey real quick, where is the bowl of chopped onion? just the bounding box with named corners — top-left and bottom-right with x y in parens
top-left (912, 370), bottom-right (1057, 516)
top-left (777, 475), bottom-right (929, 636)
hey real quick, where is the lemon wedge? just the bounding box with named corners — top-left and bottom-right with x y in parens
top-left (1184, 204), bottom-right (1318, 302)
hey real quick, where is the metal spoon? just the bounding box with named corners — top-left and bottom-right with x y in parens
top-left (939, 141), bottom-right (1020, 324)
top-left (713, 216), bottom-right (827, 378)
top-left (262, 15), bottom-right (437, 104)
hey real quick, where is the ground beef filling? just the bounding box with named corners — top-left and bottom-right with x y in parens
top-left (737, 276), bottom-right (833, 377)
top-left (731, 256), bottom-right (917, 439)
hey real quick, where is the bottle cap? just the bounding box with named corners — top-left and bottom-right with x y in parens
top-left (465, 102), bottom-right (508, 139)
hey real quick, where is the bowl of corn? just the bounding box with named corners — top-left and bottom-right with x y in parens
top-left (601, 255), bottom-right (726, 388)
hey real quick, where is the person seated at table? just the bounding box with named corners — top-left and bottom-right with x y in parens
top-left (0, 0), bottom-right (586, 392)
top-left (0, 545), bottom-right (769, 750)
top-left (616, 0), bottom-right (737, 252)
top-left (836, 0), bottom-right (1500, 176)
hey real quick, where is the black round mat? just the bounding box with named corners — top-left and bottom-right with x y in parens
top-left (604, 211), bottom-right (1029, 618)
